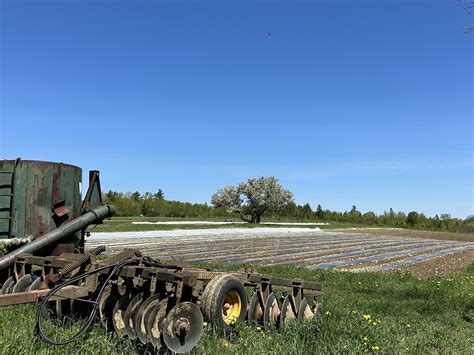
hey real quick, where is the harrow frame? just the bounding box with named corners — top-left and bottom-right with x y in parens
top-left (0, 248), bottom-right (323, 352)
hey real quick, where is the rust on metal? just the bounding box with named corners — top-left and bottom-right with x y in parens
top-left (0, 158), bottom-right (324, 354)
top-left (0, 289), bottom-right (50, 306)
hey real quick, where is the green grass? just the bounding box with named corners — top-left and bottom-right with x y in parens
top-left (88, 216), bottom-right (368, 233)
top-left (1, 263), bottom-right (473, 354)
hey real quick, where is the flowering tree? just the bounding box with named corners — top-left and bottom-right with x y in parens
top-left (211, 177), bottom-right (294, 223)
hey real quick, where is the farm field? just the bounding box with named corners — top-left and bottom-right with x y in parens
top-left (1, 263), bottom-right (473, 354)
top-left (89, 217), bottom-right (335, 233)
top-left (86, 227), bottom-right (474, 275)
top-left (1, 226), bottom-right (472, 354)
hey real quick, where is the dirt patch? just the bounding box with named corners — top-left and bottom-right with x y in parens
top-left (399, 249), bottom-right (474, 277)
top-left (332, 227), bottom-right (474, 243)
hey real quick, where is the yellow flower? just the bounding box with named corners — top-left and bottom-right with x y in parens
top-left (406, 324), bottom-right (411, 328)
top-left (362, 314), bottom-right (371, 321)
top-left (371, 345), bottom-right (380, 351)
top-left (325, 311), bottom-right (331, 316)
top-left (202, 321), bottom-right (208, 327)
top-left (256, 326), bottom-right (262, 331)
top-left (352, 311), bottom-right (357, 314)
top-left (363, 336), bottom-right (368, 341)
top-left (372, 322), bottom-right (377, 326)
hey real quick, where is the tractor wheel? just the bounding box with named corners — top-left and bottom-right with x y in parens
top-left (202, 274), bottom-right (247, 330)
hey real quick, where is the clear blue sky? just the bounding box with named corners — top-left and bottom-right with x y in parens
top-left (0, 0), bottom-right (472, 218)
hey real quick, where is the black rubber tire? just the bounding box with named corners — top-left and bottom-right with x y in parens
top-left (200, 276), bottom-right (221, 320)
top-left (202, 274), bottom-right (247, 330)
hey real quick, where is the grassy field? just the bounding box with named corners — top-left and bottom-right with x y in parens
top-left (0, 263), bottom-right (472, 354)
top-left (88, 216), bottom-right (368, 233)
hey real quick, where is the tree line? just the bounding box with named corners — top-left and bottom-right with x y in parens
top-left (102, 189), bottom-right (473, 233)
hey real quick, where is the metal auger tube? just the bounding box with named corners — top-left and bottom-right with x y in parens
top-left (0, 204), bottom-right (116, 271)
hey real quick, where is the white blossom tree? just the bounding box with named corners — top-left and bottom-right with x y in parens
top-left (211, 177), bottom-right (294, 223)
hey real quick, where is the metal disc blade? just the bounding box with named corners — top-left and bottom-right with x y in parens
top-left (28, 276), bottom-right (46, 291)
top-left (248, 291), bottom-right (265, 324)
top-left (263, 292), bottom-right (281, 329)
top-left (297, 298), bottom-right (315, 321)
top-left (55, 299), bottom-right (73, 319)
top-left (139, 297), bottom-right (163, 345)
top-left (163, 302), bottom-right (203, 354)
top-left (146, 298), bottom-right (169, 349)
top-left (112, 290), bottom-right (135, 336)
top-left (99, 285), bottom-right (121, 329)
top-left (1, 276), bottom-right (15, 294)
top-left (135, 293), bottom-right (161, 344)
top-left (99, 285), bottom-right (112, 327)
top-left (314, 302), bottom-right (324, 318)
top-left (12, 274), bottom-right (38, 293)
top-left (280, 296), bottom-right (297, 328)
top-left (123, 292), bottom-right (144, 339)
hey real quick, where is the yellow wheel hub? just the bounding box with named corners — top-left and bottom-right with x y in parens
top-left (222, 290), bottom-right (241, 325)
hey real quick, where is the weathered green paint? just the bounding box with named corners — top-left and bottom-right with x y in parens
top-left (0, 204), bottom-right (116, 271)
top-left (0, 159), bottom-right (82, 241)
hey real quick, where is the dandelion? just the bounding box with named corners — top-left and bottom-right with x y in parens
top-left (406, 324), bottom-right (411, 328)
top-left (202, 321), bottom-right (208, 327)
top-left (371, 345), bottom-right (380, 351)
top-left (325, 311), bottom-right (331, 316)
top-left (363, 336), bottom-right (368, 341)
top-left (220, 339), bottom-right (229, 348)
top-left (256, 326), bottom-right (262, 331)
top-left (372, 322), bottom-right (377, 326)
top-left (352, 311), bottom-right (357, 314)
top-left (362, 314), bottom-right (371, 321)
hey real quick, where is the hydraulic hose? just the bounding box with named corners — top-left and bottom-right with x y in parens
top-left (35, 258), bottom-right (138, 346)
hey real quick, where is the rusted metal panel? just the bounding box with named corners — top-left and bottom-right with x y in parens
top-left (0, 159), bottom-right (17, 238)
top-left (0, 159), bottom-right (82, 242)
top-left (0, 289), bottom-right (50, 306)
top-left (82, 171), bottom-right (103, 211)
top-left (0, 204), bottom-right (116, 271)
top-left (0, 285), bottom-right (92, 306)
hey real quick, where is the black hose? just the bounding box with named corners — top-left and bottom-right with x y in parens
top-left (35, 258), bottom-right (139, 346)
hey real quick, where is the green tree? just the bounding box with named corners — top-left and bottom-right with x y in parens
top-left (154, 189), bottom-right (165, 200)
top-left (406, 211), bottom-right (419, 227)
top-left (131, 191), bottom-right (141, 202)
top-left (211, 177), bottom-right (294, 223)
top-left (315, 204), bottom-right (324, 219)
